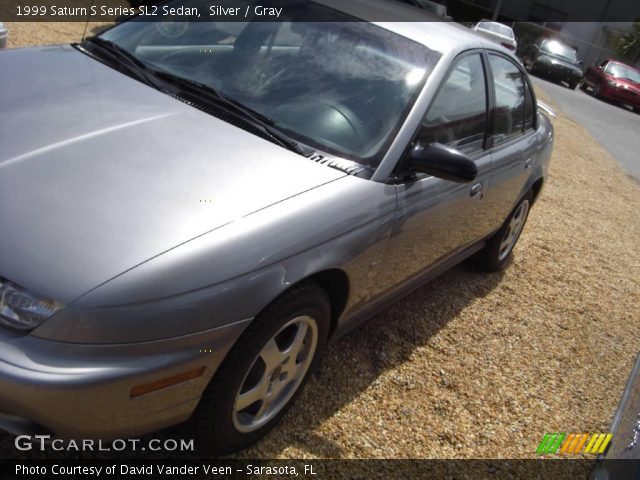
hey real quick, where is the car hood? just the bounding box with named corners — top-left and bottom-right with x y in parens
top-left (0, 45), bottom-right (345, 303)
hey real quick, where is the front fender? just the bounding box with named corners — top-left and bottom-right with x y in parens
top-left (35, 176), bottom-right (396, 343)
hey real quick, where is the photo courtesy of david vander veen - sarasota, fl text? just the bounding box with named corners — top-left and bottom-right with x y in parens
top-left (14, 3), bottom-right (285, 20)
top-left (14, 463), bottom-right (318, 477)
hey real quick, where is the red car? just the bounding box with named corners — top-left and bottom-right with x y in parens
top-left (581, 59), bottom-right (640, 113)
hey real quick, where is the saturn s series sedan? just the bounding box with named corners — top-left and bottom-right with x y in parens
top-left (0, 0), bottom-right (553, 454)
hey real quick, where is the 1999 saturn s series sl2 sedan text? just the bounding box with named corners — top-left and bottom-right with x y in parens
top-left (0, 0), bottom-right (553, 454)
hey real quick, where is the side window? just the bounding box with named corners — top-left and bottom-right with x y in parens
top-left (417, 53), bottom-right (488, 154)
top-left (488, 54), bottom-right (526, 144)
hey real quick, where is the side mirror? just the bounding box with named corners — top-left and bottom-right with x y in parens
top-left (407, 143), bottom-right (478, 183)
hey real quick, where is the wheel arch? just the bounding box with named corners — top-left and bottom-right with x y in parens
top-left (305, 269), bottom-right (350, 339)
top-left (531, 177), bottom-right (545, 204)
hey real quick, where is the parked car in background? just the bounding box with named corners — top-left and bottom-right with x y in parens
top-left (0, 22), bottom-right (8, 49)
top-left (472, 20), bottom-right (517, 51)
top-left (0, 0), bottom-right (553, 454)
top-left (581, 59), bottom-right (640, 113)
top-left (396, 0), bottom-right (452, 19)
top-left (522, 38), bottom-right (583, 89)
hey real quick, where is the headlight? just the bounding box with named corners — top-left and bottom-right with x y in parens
top-left (0, 279), bottom-right (64, 331)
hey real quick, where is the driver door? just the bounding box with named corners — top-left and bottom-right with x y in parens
top-left (373, 52), bottom-right (494, 292)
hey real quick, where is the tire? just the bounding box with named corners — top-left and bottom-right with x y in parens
top-left (568, 80), bottom-right (578, 90)
top-left (579, 80), bottom-right (587, 91)
top-left (593, 83), bottom-right (601, 98)
top-left (523, 56), bottom-right (534, 73)
top-left (192, 282), bottom-right (331, 455)
top-left (474, 191), bottom-right (534, 272)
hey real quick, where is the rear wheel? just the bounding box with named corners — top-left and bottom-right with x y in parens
top-left (193, 282), bottom-right (330, 454)
top-left (568, 80), bottom-right (578, 90)
top-left (593, 83), bottom-right (601, 98)
top-left (474, 191), bottom-right (533, 272)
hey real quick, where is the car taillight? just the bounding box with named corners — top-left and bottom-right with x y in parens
top-left (501, 42), bottom-right (516, 51)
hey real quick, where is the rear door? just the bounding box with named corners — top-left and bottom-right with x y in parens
top-left (483, 52), bottom-right (539, 230)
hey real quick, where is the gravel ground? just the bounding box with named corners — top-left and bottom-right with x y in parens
top-left (4, 22), bottom-right (111, 47)
top-left (1, 23), bottom-right (639, 460)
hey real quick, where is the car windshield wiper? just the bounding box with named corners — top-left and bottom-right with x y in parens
top-left (80, 37), bottom-right (164, 91)
top-left (152, 70), bottom-right (305, 155)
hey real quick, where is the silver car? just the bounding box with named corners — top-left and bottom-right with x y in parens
top-left (0, 0), bottom-right (553, 454)
top-left (472, 20), bottom-right (518, 52)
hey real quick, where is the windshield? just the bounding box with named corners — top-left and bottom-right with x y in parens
top-left (477, 21), bottom-right (514, 39)
top-left (97, 1), bottom-right (440, 167)
top-left (541, 40), bottom-right (577, 62)
top-left (605, 63), bottom-right (640, 83)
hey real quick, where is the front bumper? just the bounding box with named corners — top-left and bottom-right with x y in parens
top-left (0, 319), bottom-right (249, 439)
top-left (534, 64), bottom-right (581, 84)
top-left (599, 85), bottom-right (640, 108)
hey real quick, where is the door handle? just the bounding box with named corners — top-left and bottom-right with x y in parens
top-left (470, 182), bottom-right (483, 197)
top-left (525, 158), bottom-right (533, 170)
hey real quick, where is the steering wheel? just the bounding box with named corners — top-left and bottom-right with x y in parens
top-left (271, 99), bottom-right (368, 153)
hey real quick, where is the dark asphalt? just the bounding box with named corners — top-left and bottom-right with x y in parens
top-left (531, 76), bottom-right (640, 182)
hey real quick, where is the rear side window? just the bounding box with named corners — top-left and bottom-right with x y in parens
top-left (488, 54), bottom-right (526, 144)
top-left (417, 53), bottom-right (488, 154)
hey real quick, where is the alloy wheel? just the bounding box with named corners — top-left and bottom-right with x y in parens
top-left (498, 199), bottom-right (530, 261)
top-left (232, 316), bottom-right (318, 433)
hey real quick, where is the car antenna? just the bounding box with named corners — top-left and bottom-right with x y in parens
top-left (82, 0), bottom-right (97, 41)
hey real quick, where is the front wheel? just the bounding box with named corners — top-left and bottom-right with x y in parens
top-left (523, 56), bottom-right (534, 73)
top-left (193, 282), bottom-right (331, 455)
top-left (474, 191), bottom-right (533, 272)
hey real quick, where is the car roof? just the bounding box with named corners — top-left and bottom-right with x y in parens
top-left (316, 0), bottom-right (507, 55)
top-left (476, 19), bottom-right (512, 28)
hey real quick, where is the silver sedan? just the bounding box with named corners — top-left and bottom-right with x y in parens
top-left (0, 0), bottom-right (553, 454)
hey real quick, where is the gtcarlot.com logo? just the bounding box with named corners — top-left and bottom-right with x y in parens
top-left (14, 435), bottom-right (195, 452)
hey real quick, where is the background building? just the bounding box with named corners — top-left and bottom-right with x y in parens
top-left (441, 0), bottom-right (640, 67)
